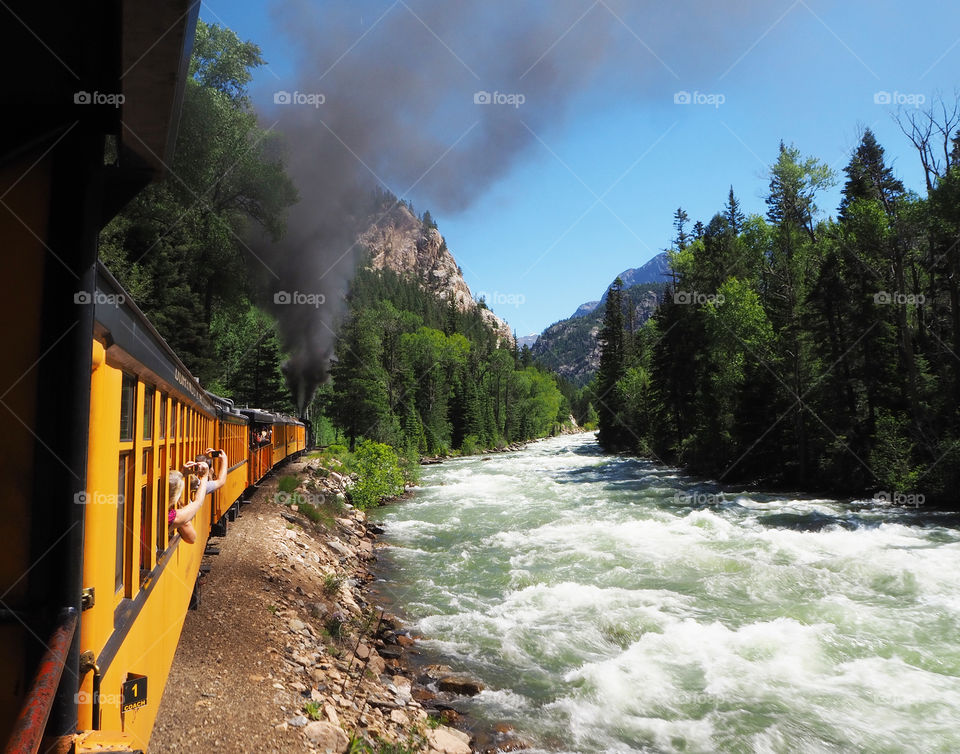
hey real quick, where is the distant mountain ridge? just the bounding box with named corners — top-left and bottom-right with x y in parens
top-left (533, 254), bottom-right (670, 384)
top-left (570, 252), bottom-right (671, 319)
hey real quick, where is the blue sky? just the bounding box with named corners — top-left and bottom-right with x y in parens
top-left (201, 1), bottom-right (960, 336)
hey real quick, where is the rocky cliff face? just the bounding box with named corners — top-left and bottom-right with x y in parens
top-left (359, 205), bottom-right (513, 343)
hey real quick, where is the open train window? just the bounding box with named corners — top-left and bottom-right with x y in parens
top-left (139, 484), bottom-right (151, 582)
top-left (159, 394), bottom-right (167, 439)
top-left (116, 454), bottom-right (127, 591)
top-left (119, 373), bottom-right (136, 441)
top-left (143, 385), bottom-right (154, 440)
top-left (156, 448), bottom-right (167, 557)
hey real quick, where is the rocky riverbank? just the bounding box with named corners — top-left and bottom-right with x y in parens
top-left (152, 453), bottom-right (496, 753)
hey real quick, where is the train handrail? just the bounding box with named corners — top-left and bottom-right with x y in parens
top-left (4, 607), bottom-right (78, 754)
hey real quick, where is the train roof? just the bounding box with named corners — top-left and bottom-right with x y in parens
top-left (239, 408), bottom-right (279, 424)
top-left (239, 409), bottom-right (303, 426)
top-left (207, 391), bottom-right (248, 424)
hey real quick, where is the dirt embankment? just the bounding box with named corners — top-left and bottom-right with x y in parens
top-left (152, 455), bottom-right (482, 754)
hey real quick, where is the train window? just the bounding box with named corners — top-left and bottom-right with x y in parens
top-left (116, 454), bottom-right (127, 591)
top-left (158, 394), bottom-right (167, 439)
top-left (119, 373), bottom-right (136, 441)
top-left (156, 447), bottom-right (167, 556)
top-left (143, 385), bottom-right (154, 440)
top-left (139, 485), bottom-right (150, 581)
top-left (156, 476), bottom-right (166, 556)
top-left (172, 401), bottom-right (179, 437)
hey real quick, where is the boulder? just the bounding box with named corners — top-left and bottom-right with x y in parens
top-left (437, 674), bottom-right (485, 696)
top-left (426, 725), bottom-right (471, 754)
top-left (303, 721), bottom-right (349, 753)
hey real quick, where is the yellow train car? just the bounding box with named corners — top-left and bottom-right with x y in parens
top-left (3, 3), bottom-right (201, 751)
top-left (242, 409), bottom-right (278, 487)
top-left (208, 394), bottom-right (250, 528)
top-left (2, 5), bottom-right (310, 750)
top-left (77, 265), bottom-right (221, 749)
top-left (271, 419), bottom-right (289, 467)
top-left (283, 416), bottom-right (300, 459)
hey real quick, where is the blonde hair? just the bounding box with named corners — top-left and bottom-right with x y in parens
top-left (168, 470), bottom-right (185, 508)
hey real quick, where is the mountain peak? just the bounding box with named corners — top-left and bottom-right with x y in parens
top-left (359, 203), bottom-right (513, 343)
top-left (569, 252), bottom-right (670, 319)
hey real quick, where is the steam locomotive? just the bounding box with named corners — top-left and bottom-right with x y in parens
top-left (1, 2), bottom-right (308, 751)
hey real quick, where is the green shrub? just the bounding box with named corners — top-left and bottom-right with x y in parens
top-left (278, 475), bottom-right (299, 494)
top-left (322, 573), bottom-right (344, 596)
top-left (324, 612), bottom-right (347, 640)
top-left (298, 501), bottom-right (333, 527)
top-left (459, 434), bottom-right (480, 456)
top-left (303, 701), bottom-right (322, 721)
top-left (350, 441), bottom-right (405, 508)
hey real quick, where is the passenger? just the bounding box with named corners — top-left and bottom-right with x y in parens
top-left (167, 462), bottom-right (208, 545)
top-left (201, 447), bottom-right (228, 494)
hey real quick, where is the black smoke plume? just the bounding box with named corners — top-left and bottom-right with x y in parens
top-left (257, 0), bottom-right (763, 414)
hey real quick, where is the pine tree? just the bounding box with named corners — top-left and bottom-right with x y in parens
top-left (839, 129), bottom-right (905, 219)
top-left (673, 207), bottom-right (691, 249)
top-left (596, 277), bottom-right (628, 450)
top-left (725, 186), bottom-right (745, 235)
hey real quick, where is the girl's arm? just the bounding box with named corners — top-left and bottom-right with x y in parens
top-left (172, 475), bottom-right (207, 526)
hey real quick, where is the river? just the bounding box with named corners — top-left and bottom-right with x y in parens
top-left (369, 433), bottom-right (960, 753)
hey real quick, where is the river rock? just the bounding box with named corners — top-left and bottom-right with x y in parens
top-left (438, 674), bottom-right (485, 696)
top-left (327, 539), bottom-right (352, 558)
top-left (303, 721), bottom-right (349, 752)
top-left (288, 618), bottom-right (307, 633)
top-left (426, 725), bottom-right (471, 754)
top-left (422, 664), bottom-right (454, 679)
top-left (367, 650), bottom-right (386, 677)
